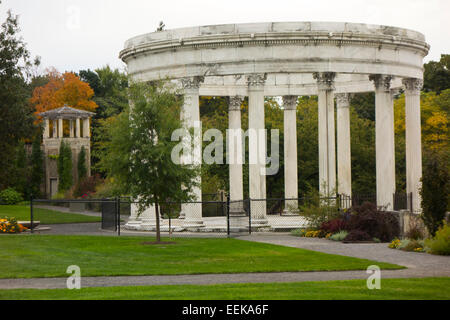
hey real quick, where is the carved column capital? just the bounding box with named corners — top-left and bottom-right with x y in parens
top-left (335, 93), bottom-right (351, 107)
top-left (180, 76), bottom-right (205, 90)
top-left (282, 95), bottom-right (298, 110)
top-left (313, 72), bottom-right (336, 91)
top-left (369, 74), bottom-right (393, 91)
top-left (229, 96), bottom-right (244, 111)
top-left (246, 73), bottom-right (267, 89)
top-left (402, 78), bottom-right (423, 94)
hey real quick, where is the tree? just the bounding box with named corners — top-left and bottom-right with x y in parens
top-left (99, 81), bottom-right (200, 242)
top-left (30, 136), bottom-right (44, 197)
top-left (420, 150), bottom-right (449, 236)
top-left (0, 3), bottom-right (38, 190)
top-left (424, 54), bottom-right (450, 94)
top-left (77, 146), bottom-right (87, 181)
top-left (30, 69), bottom-right (98, 115)
top-left (57, 141), bottom-right (73, 192)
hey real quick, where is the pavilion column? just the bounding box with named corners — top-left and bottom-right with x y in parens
top-left (180, 76), bottom-right (204, 228)
top-left (336, 93), bottom-right (352, 198)
top-left (43, 119), bottom-right (50, 139)
top-left (83, 118), bottom-right (90, 138)
top-left (247, 73), bottom-right (268, 226)
top-left (282, 95), bottom-right (299, 214)
top-left (69, 120), bottom-right (74, 138)
top-left (314, 72), bottom-right (336, 196)
top-left (52, 120), bottom-right (57, 138)
top-left (58, 118), bottom-right (63, 138)
top-left (370, 74), bottom-right (396, 210)
top-left (403, 78), bottom-right (423, 213)
top-left (228, 96), bottom-right (245, 215)
top-left (75, 118), bottom-right (80, 138)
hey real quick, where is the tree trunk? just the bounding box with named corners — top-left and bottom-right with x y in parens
top-left (155, 201), bottom-right (161, 243)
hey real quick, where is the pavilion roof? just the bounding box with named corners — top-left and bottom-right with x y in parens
top-left (39, 105), bottom-right (95, 120)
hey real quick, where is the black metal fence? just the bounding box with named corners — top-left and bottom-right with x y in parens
top-left (27, 192), bottom-right (414, 236)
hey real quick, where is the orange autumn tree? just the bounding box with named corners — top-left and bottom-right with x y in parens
top-left (31, 68), bottom-right (98, 116)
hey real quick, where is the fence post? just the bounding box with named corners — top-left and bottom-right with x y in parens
top-left (116, 197), bottom-right (121, 236)
top-left (248, 198), bottom-right (252, 235)
top-left (226, 194), bottom-right (230, 237)
top-left (30, 194), bottom-right (34, 234)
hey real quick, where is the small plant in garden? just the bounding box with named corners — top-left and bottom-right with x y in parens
top-left (425, 222), bottom-right (450, 255)
top-left (291, 228), bottom-right (307, 237)
top-left (0, 217), bottom-right (27, 233)
top-left (0, 188), bottom-right (23, 205)
top-left (329, 230), bottom-right (348, 242)
top-left (388, 239), bottom-right (401, 249)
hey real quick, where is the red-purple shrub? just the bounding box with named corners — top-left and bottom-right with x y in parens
top-left (321, 218), bottom-right (348, 233)
top-left (346, 202), bottom-right (400, 242)
top-left (344, 230), bottom-right (372, 242)
top-left (73, 174), bottom-right (103, 199)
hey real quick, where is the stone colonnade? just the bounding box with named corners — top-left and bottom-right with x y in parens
top-left (43, 117), bottom-right (90, 139)
top-left (128, 73), bottom-right (424, 230)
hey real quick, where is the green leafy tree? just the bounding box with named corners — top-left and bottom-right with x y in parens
top-left (57, 141), bottom-right (73, 192)
top-left (424, 54), bottom-right (450, 94)
top-left (420, 150), bottom-right (449, 236)
top-left (99, 81), bottom-right (200, 242)
top-left (77, 146), bottom-right (87, 181)
top-left (30, 136), bottom-right (43, 197)
top-left (0, 3), bottom-right (39, 189)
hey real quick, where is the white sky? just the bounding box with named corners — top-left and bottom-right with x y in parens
top-left (1, 0), bottom-right (449, 74)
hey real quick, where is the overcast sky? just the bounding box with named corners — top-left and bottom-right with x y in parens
top-left (1, 0), bottom-right (449, 74)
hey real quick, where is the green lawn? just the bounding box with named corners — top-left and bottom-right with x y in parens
top-left (0, 205), bottom-right (101, 224)
top-left (0, 235), bottom-right (403, 279)
top-left (1, 278), bottom-right (448, 300)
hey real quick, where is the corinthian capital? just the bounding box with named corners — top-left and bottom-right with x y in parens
top-left (282, 96), bottom-right (298, 110)
top-left (335, 93), bottom-right (351, 107)
top-left (181, 76), bottom-right (205, 90)
top-left (229, 96), bottom-right (244, 111)
top-left (313, 72), bottom-right (336, 91)
top-left (369, 74), bottom-right (393, 91)
top-left (246, 73), bottom-right (267, 88)
top-left (402, 78), bottom-right (423, 93)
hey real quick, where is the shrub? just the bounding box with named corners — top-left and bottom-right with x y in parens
top-left (400, 239), bottom-right (425, 252)
top-left (291, 228), bottom-right (307, 237)
top-left (0, 188), bottom-right (23, 205)
top-left (346, 202), bottom-right (400, 242)
top-left (405, 223), bottom-right (425, 240)
top-left (321, 218), bottom-right (347, 234)
top-left (389, 239), bottom-right (401, 249)
top-left (299, 187), bottom-right (341, 230)
top-left (425, 223), bottom-right (450, 255)
top-left (73, 174), bottom-right (103, 199)
top-left (344, 230), bottom-right (372, 242)
top-left (420, 150), bottom-right (449, 236)
top-left (329, 230), bottom-right (348, 241)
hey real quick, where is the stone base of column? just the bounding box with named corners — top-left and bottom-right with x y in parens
top-left (282, 209), bottom-right (299, 216)
top-left (140, 219), bottom-right (157, 231)
top-left (124, 219), bottom-right (142, 230)
top-left (229, 214), bottom-right (249, 233)
top-left (250, 218), bottom-right (269, 229)
top-left (182, 219), bottom-right (205, 231)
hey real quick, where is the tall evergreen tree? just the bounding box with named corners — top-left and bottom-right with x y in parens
top-left (30, 136), bottom-right (44, 197)
top-left (57, 141), bottom-right (73, 192)
top-left (77, 146), bottom-right (87, 181)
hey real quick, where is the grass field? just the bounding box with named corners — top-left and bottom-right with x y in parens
top-left (1, 278), bottom-right (448, 300)
top-left (0, 235), bottom-right (403, 279)
top-left (0, 205), bottom-right (101, 224)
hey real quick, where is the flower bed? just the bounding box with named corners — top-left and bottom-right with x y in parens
top-left (0, 217), bottom-right (28, 234)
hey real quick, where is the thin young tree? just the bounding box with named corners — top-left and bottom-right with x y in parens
top-left (99, 81), bottom-right (199, 242)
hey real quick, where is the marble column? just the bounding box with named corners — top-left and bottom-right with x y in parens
top-left (83, 118), bottom-right (90, 138)
top-left (282, 95), bottom-right (299, 214)
top-left (58, 118), bottom-right (63, 138)
top-left (228, 96), bottom-right (245, 215)
top-left (247, 73), bottom-right (268, 226)
top-left (314, 72), bottom-right (336, 196)
top-left (403, 78), bottom-right (423, 213)
top-left (43, 119), bottom-right (50, 139)
top-left (52, 120), bottom-right (57, 138)
top-left (69, 120), bottom-right (74, 138)
top-left (336, 93), bottom-right (352, 198)
top-left (370, 74), bottom-right (396, 210)
top-left (75, 118), bottom-right (80, 138)
top-left (180, 76), bottom-right (204, 228)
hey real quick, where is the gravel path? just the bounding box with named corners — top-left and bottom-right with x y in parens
top-left (1, 234), bottom-right (448, 290)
